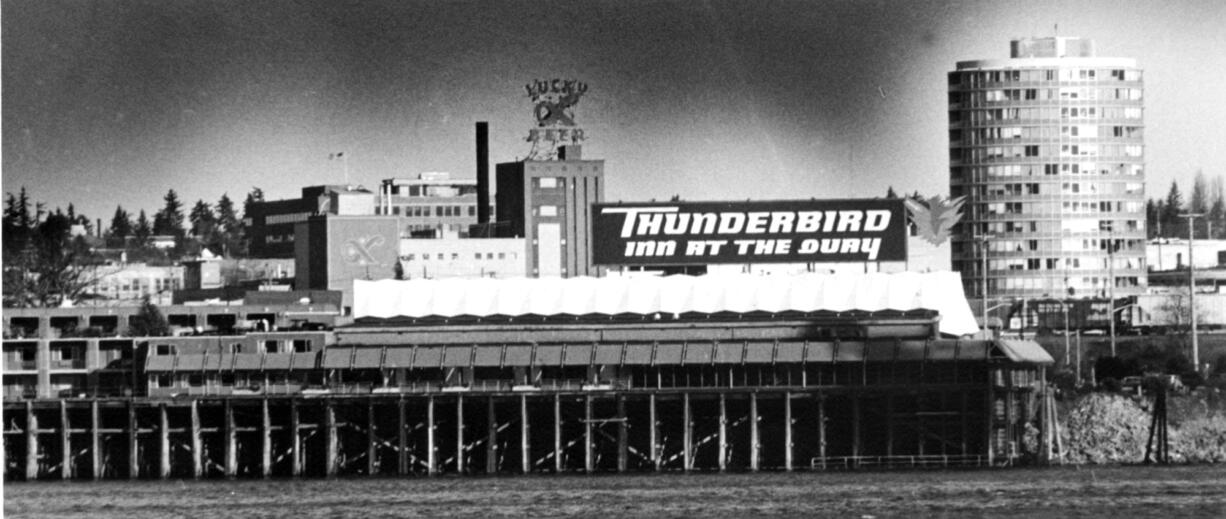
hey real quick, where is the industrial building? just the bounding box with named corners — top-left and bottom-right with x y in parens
top-left (949, 37), bottom-right (1148, 301)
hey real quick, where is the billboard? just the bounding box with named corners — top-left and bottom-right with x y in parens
top-left (592, 199), bottom-right (907, 266)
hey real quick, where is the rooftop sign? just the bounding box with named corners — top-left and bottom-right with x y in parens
top-left (591, 199), bottom-right (907, 265)
top-left (524, 79), bottom-right (587, 159)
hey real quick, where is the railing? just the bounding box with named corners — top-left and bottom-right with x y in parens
top-left (810, 454), bottom-right (988, 470)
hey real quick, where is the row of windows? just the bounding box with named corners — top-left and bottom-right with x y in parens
top-left (959, 237), bottom-right (1146, 255)
top-left (94, 277), bottom-right (181, 295)
top-left (152, 340), bottom-right (311, 356)
top-left (977, 201), bottom-right (1144, 216)
top-left (386, 184), bottom-right (478, 197)
top-left (951, 68), bottom-right (1141, 87)
top-left (390, 205), bottom-right (476, 218)
top-left (400, 251), bottom-right (520, 262)
top-left (265, 212), bottom-right (312, 225)
top-left (951, 87), bottom-right (1143, 105)
top-left (953, 143), bottom-right (1144, 162)
top-left (982, 256), bottom-right (1145, 272)
top-left (951, 106), bottom-right (1143, 124)
top-left (966, 181), bottom-right (1144, 197)
top-left (951, 162), bottom-right (1143, 181)
top-left (976, 275), bottom-right (1143, 294)
top-left (952, 125), bottom-right (1143, 144)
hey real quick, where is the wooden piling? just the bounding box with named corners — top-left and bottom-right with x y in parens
top-left (367, 399), bottom-right (377, 476)
top-left (455, 395), bottom-right (465, 474)
top-left (26, 401), bottom-right (38, 480)
top-left (191, 399), bottom-right (202, 479)
top-left (886, 394), bottom-right (894, 457)
top-left (616, 395), bottom-right (627, 473)
top-left (90, 400), bottom-right (101, 480)
top-left (682, 392), bottom-right (692, 472)
top-left (584, 395), bottom-right (593, 474)
top-left (553, 393), bottom-right (562, 473)
top-left (290, 399), bottom-right (302, 477)
top-left (398, 398), bottom-right (408, 476)
top-left (325, 401), bottom-right (337, 478)
top-left (261, 398), bottom-right (272, 478)
top-left (486, 396), bottom-right (497, 475)
top-left (784, 392), bottom-right (793, 472)
top-left (818, 394), bottom-right (827, 470)
top-left (649, 393), bottom-right (659, 472)
top-left (852, 395), bottom-right (862, 463)
top-left (60, 400), bottom-right (72, 479)
top-left (127, 400), bottom-right (137, 479)
top-left (521, 394), bottom-right (530, 474)
top-left (718, 393), bottom-right (727, 472)
top-left (225, 399), bottom-right (237, 478)
top-left (158, 404), bottom-right (170, 479)
top-left (427, 396), bottom-right (436, 475)
top-left (749, 392), bottom-right (760, 472)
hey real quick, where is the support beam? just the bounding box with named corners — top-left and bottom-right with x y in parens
top-left (784, 392), bottom-right (793, 472)
top-left (521, 395), bottom-right (530, 475)
top-left (91, 400), bottom-right (101, 480)
top-left (325, 401), bottom-right (337, 478)
top-left (718, 393), bottom-right (727, 472)
top-left (290, 399), bottom-right (302, 477)
top-left (818, 395), bottom-right (827, 470)
top-left (682, 392), bottom-right (692, 472)
top-left (486, 396), bottom-right (498, 475)
top-left (398, 399), bottom-right (408, 476)
top-left (584, 395), bottom-right (593, 474)
top-left (191, 400), bottom-right (202, 479)
top-left (367, 399), bottom-right (377, 476)
top-left (986, 376), bottom-right (996, 466)
top-left (26, 401), bottom-right (38, 480)
top-left (225, 399), bottom-right (237, 478)
top-left (158, 404), bottom-right (170, 479)
top-left (617, 395), bottom-right (627, 473)
top-left (262, 398), bottom-right (272, 478)
top-left (749, 392), bottom-right (760, 472)
top-left (649, 393), bottom-right (660, 472)
top-left (426, 397), bottom-right (436, 475)
top-left (127, 400), bottom-right (138, 479)
top-left (455, 395), bottom-right (465, 474)
top-left (553, 394), bottom-right (562, 473)
top-left (60, 400), bottom-right (72, 480)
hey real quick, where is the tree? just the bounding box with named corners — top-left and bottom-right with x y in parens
top-left (1209, 175), bottom-right (1225, 240)
top-left (133, 210), bottom-right (152, 246)
top-left (215, 193), bottom-right (242, 256)
top-left (153, 189), bottom-right (185, 238)
top-left (188, 199), bottom-right (215, 238)
top-left (109, 205), bottom-right (133, 239)
top-left (1145, 199), bottom-right (1161, 239)
top-left (1161, 181), bottom-right (1184, 238)
top-left (885, 186), bottom-right (899, 199)
top-left (2, 196), bottom-right (102, 308)
top-left (243, 187), bottom-right (265, 217)
top-left (128, 296), bottom-right (171, 337)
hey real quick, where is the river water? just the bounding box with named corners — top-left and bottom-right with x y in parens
top-left (6, 465), bottom-right (1226, 518)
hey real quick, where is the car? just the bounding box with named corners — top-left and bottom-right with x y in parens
top-left (1120, 376), bottom-right (1144, 395)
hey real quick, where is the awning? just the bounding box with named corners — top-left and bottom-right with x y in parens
top-left (957, 341), bottom-right (990, 360)
top-left (654, 343), bottom-right (684, 365)
top-left (622, 344), bottom-right (654, 365)
top-left (534, 345), bottom-right (563, 366)
top-left (504, 345), bottom-right (534, 366)
top-left (835, 342), bottom-right (865, 362)
top-left (865, 341), bottom-right (897, 362)
top-left (775, 341), bottom-right (805, 363)
top-left (384, 348), bottom-right (414, 369)
top-left (442, 345), bottom-right (473, 367)
top-left (682, 342), bottom-right (713, 364)
top-left (473, 345), bottom-right (504, 367)
top-left (563, 344), bottom-right (593, 366)
top-left (744, 342), bottom-right (774, 363)
top-left (352, 348), bottom-right (384, 369)
top-left (233, 353), bottom-right (263, 370)
top-left (713, 342), bottom-right (744, 364)
top-left (290, 352), bottom-right (317, 370)
top-left (805, 342), bottom-right (835, 363)
top-left (175, 354), bottom-right (204, 371)
top-left (146, 355), bottom-right (176, 372)
top-left (321, 348), bottom-right (353, 369)
top-left (995, 339), bottom-right (1055, 364)
top-left (263, 354), bottom-right (292, 371)
top-left (897, 340), bottom-right (927, 361)
top-left (413, 347), bottom-right (444, 369)
top-left (593, 344), bottom-right (623, 365)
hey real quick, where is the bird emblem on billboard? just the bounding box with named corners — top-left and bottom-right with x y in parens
top-left (905, 196), bottom-right (965, 245)
top-left (342, 235), bottom-right (386, 266)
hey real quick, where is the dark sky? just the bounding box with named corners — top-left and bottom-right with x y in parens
top-left (4, 0), bottom-right (1224, 223)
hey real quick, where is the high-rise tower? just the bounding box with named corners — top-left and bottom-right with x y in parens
top-left (948, 37), bottom-right (1147, 301)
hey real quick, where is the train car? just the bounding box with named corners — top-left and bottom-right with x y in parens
top-left (1132, 292), bottom-right (1226, 332)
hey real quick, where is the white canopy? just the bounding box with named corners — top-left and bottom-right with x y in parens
top-left (354, 271), bottom-right (980, 336)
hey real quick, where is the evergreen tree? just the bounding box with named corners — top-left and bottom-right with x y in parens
top-left (133, 210), bottom-right (152, 246)
top-left (109, 205), bottom-right (132, 238)
top-left (153, 189), bottom-right (185, 238)
top-left (1161, 181), bottom-right (1184, 238)
top-left (215, 193), bottom-right (241, 257)
top-left (885, 186), bottom-right (899, 198)
top-left (188, 199), bottom-right (215, 238)
top-left (1209, 175), bottom-right (1225, 240)
top-left (1145, 199), bottom-right (1160, 239)
top-left (1190, 171), bottom-right (1209, 238)
top-left (243, 187), bottom-right (265, 217)
top-left (129, 295), bottom-right (171, 337)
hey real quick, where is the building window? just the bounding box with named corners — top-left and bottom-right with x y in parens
top-left (155, 344), bottom-right (175, 356)
top-left (539, 177), bottom-right (557, 188)
top-left (265, 340), bottom-right (280, 354)
top-left (539, 205), bottom-right (558, 217)
top-left (293, 340), bottom-right (310, 353)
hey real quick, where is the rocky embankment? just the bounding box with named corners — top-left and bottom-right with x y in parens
top-left (1057, 390), bottom-right (1226, 464)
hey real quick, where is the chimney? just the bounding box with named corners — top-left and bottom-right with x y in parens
top-left (476, 121), bottom-right (490, 224)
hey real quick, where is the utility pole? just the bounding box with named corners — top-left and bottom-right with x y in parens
top-left (977, 235), bottom-right (992, 338)
top-left (1108, 237), bottom-right (1116, 357)
top-left (1180, 214), bottom-right (1203, 372)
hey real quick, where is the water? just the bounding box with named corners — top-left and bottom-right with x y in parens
top-left (6, 466), bottom-right (1226, 518)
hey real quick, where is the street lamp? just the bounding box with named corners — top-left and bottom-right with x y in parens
top-left (1180, 213), bottom-right (1203, 371)
top-left (1055, 300), bottom-right (1072, 376)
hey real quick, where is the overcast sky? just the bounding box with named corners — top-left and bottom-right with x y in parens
top-left (4, 0), bottom-right (1224, 223)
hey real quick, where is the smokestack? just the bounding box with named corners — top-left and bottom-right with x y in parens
top-left (476, 121), bottom-right (490, 224)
